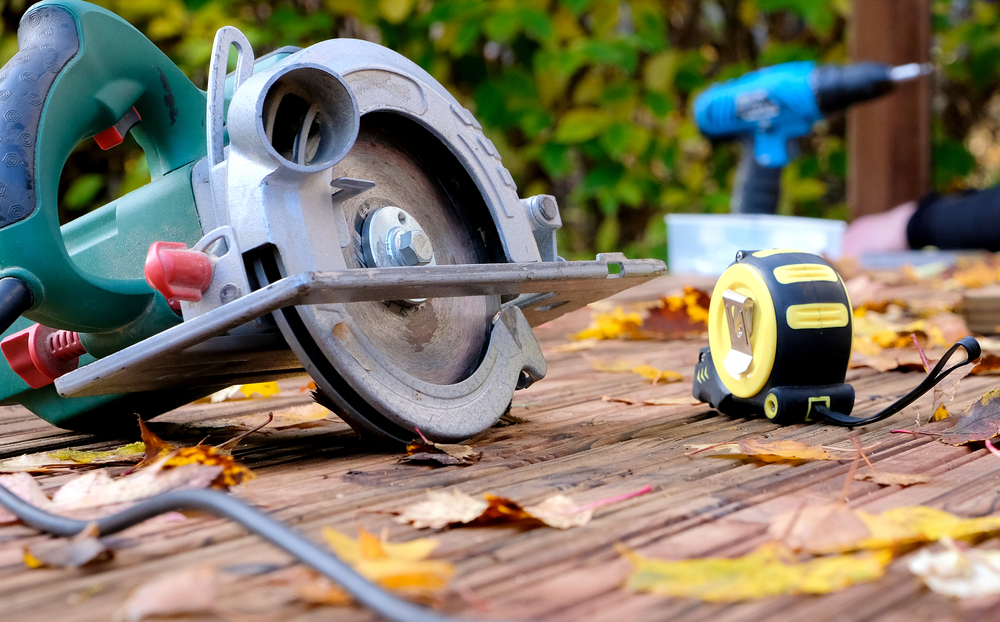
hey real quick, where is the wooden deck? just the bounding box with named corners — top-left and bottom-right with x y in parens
top-left (1, 274), bottom-right (999, 622)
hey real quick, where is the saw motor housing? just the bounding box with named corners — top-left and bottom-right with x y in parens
top-left (0, 1), bottom-right (665, 441)
top-left (693, 250), bottom-right (854, 423)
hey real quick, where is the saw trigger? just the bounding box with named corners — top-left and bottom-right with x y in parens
top-left (94, 106), bottom-right (141, 150)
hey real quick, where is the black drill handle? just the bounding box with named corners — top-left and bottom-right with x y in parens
top-left (730, 138), bottom-right (782, 214)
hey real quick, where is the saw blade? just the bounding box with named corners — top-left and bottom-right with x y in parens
top-left (327, 113), bottom-right (501, 385)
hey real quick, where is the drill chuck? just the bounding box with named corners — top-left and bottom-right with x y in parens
top-left (811, 61), bottom-right (931, 115)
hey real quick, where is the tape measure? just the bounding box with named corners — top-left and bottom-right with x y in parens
top-left (693, 250), bottom-right (981, 426)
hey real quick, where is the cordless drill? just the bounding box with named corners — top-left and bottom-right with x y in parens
top-left (694, 61), bottom-right (931, 214)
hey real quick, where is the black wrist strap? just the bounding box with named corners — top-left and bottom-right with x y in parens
top-left (812, 336), bottom-right (981, 427)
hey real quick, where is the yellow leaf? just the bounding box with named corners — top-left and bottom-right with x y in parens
top-left (320, 528), bottom-right (451, 598)
top-left (239, 382), bottom-right (280, 399)
top-left (572, 307), bottom-right (644, 340)
top-left (623, 543), bottom-right (893, 601)
top-left (933, 404), bottom-right (950, 421)
top-left (688, 439), bottom-right (839, 464)
top-left (23, 548), bottom-right (44, 569)
top-left (49, 442), bottom-right (145, 464)
top-left (631, 365), bottom-right (683, 385)
top-left (856, 507), bottom-right (1000, 550)
top-left (162, 446), bottom-right (255, 490)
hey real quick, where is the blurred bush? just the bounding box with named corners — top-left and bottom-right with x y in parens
top-left (0, 0), bottom-right (995, 260)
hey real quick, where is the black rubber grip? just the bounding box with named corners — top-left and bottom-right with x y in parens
top-left (0, 277), bottom-right (32, 333)
top-left (0, 6), bottom-right (79, 229)
top-left (731, 141), bottom-right (782, 214)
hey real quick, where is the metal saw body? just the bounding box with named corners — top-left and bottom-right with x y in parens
top-left (0, 1), bottom-right (665, 442)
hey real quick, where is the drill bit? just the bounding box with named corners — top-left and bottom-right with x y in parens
top-left (888, 62), bottom-right (934, 82)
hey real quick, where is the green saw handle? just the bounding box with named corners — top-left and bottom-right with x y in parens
top-left (0, 0), bottom-right (207, 333)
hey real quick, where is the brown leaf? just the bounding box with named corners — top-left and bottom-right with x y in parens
top-left (972, 353), bottom-right (1000, 375)
top-left (162, 446), bottom-right (255, 489)
top-left (136, 416), bottom-right (256, 488)
top-left (492, 412), bottom-right (529, 427)
top-left (602, 395), bottom-right (635, 405)
top-left (395, 487), bottom-right (650, 530)
top-left (688, 439), bottom-right (841, 464)
top-left (939, 387), bottom-right (1000, 445)
top-left (849, 349), bottom-right (928, 373)
top-left (640, 287), bottom-right (710, 339)
top-left (854, 472), bottom-right (931, 487)
top-left (768, 503), bottom-right (872, 553)
top-left (137, 418), bottom-right (175, 467)
top-left (24, 523), bottom-right (112, 569)
top-left (643, 397), bottom-right (702, 406)
top-left (931, 360), bottom-right (973, 419)
top-left (395, 490), bottom-right (489, 529)
top-left (50, 460), bottom-right (223, 512)
top-left (117, 565), bottom-right (218, 621)
top-left (399, 432), bottom-right (482, 467)
top-left (0, 472), bottom-right (54, 523)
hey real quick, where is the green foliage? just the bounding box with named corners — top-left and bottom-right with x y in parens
top-left (0, 0), bottom-right (991, 259)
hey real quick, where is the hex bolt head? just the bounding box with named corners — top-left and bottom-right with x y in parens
top-left (396, 230), bottom-right (434, 266)
top-left (537, 195), bottom-right (558, 221)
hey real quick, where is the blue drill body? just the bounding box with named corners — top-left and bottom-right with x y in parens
top-left (694, 61), bottom-right (821, 168)
top-left (693, 60), bottom-right (925, 213)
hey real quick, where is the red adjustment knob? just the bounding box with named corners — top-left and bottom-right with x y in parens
top-left (144, 241), bottom-right (214, 304)
top-left (0, 325), bottom-right (87, 389)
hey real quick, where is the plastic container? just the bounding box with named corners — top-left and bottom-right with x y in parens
top-left (666, 213), bottom-right (847, 275)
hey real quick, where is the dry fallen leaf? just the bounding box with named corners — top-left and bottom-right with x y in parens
top-left (117, 565), bottom-right (219, 621)
top-left (571, 307), bottom-right (645, 341)
top-left (49, 460), bottom-right (222, 513)
top-left (0, 472), bottom-right (54, 523)
top-left (853, 471), bottom-right (932, 487)
top-left (0, 443), bottom-right (146, 474)
top-left (136, 417), bottom-right (256, 489)
top-left (197, 403), bottom-right (334, 430)
top-left (589, 359), bottom-right (683, 385)
top-left (623, 542), bottom-right (892, 602)
top-left (395, 487), bottom-right (650, 530)
top-left (769, 503), bottom-right (872, 554)
top-left (687, 439), bottom-right (842, 464)
top-left (395, 490), bottom-right (489, 529)
top-left (631, 365), bottom-right (684, 385)
top-left (642, 397), bottom-right (702, 406)
top-left (322, 527), bottom-right (453, 601)
top-left (639, 287), bottom-right (710, 339)
top-left (399, 430), bottom-right (482, 466)
top-left (24, 523), bottom-right (112, 569)
top-left (939, 387), bottom-right (1000, 445)
top-left (772, 505), bottom-right (1000, 555)
top-left (931, 361), bottom-right (972, 422)
top-left (202, 381), bottom-right (281, 403)
top-left (909, 537), bottom-right (1000, 598)
top-left (551, 339), bottom-right (599, 353)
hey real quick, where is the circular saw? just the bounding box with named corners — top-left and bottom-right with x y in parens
top-left (0, 1), bottom-right (665, 442)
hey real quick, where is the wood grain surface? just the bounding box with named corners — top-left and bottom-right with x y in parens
top-left (0, 274), bottom-right (997, 622)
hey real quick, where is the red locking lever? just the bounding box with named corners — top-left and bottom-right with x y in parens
top-left (144, 241), bottom-right (214, 306)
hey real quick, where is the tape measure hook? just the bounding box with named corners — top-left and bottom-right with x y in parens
top-left (722, 289), bottom-right (755, 376)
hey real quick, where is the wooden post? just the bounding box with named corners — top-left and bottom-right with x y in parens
top-left (847, 0), bottom-right (931, 218)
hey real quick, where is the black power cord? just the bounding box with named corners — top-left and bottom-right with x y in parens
top-left (0, 485), bottom-right (508, 622)
top-left (812, 336), bottom-right (981, 427)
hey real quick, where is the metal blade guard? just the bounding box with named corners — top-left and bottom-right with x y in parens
top-left (0, 1), bottom-right (665, 442)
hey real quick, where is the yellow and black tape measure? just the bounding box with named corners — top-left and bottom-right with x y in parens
top-left (693, 250), bottom-right (980, 426)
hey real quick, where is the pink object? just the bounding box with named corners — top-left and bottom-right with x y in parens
top-left (144, 241), bottom-right (213, 304)
top-left (0, 324), bottom-right (87, 389)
